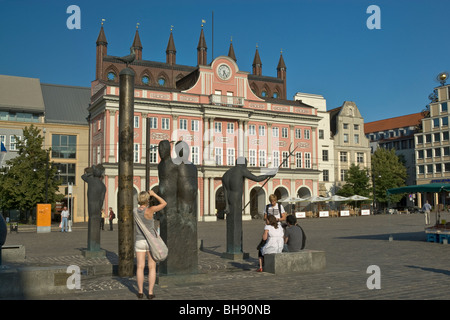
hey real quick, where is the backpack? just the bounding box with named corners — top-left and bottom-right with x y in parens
top-left (265, 203), bottom-right (281, 217)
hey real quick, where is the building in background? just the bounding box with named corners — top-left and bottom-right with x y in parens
top-left (365, 112), bottom-right (425, 208)
top-left (294, 92), bottom-right (335, 196)
top-left (329, 101), bottom-right (371, 190)
top-left (41, 83), bottom-right (90, 222)
top-left (0, 75), bottom-right (90, 222)
top-left (415, 81), bottom-right (450, 207)
top-left (90, 24), bottom-right (322, 221)
top-left (365, 112), bottom-right (424, 185)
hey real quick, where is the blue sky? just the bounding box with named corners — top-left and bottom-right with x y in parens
top-left (0, 0), bottom-right (449, 123)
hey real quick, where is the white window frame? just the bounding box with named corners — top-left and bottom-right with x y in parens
top-left (304, 129), bottom-right (310, 139)
top-left (296, 152), bottom-right (302, 168)
top-left (282, 151), bottom-right (289, 168)
top-left (162, 118), bottom-right (170, 130)
top-left (273, 151), bottom-right (280, 167)
top-left (149, 144), bottom-right (158, 163)
top-left (134, 143), bottom-right (140, 163)
top-left (227, 123), bottom-right (234, 134)
top-left (227, 148), bottom-right (235, 166)
top-left (249, 149), bottom-right (257, 166)
top-left (9, 135), bottom-right (19, 151)
top-left (191, 146), bottom-right (200, 165)
top-left (272, 127), bottom-right (279, 137)
top-left (259, 150), bottom-right (266, 167)
top-left (149, 117), bottom-right (158, 129)
top-left (305, 152), bottom-right (311, 168)
top-left (179, 119), bottom-right (187, 131)
top-left (215, 122), bottom-right (222, 133)
top-left (215, 147), bottom-right (223, 166)
top-left (259, 125), bottom-right (266, 136)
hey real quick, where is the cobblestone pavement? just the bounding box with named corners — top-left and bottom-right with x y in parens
top-left (2, 213), bottom-right (450, 302)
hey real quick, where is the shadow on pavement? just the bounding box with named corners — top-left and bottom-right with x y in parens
top-left (337, 231), bottom-right (426, 242)
top-left (406, 265), bottom-right (450, 276)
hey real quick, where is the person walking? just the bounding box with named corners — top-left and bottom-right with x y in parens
top-left (422, 201), bottom-right (432, 225)
top-left (60, 206), bottom-right (69, 232)
top-left (108, 207), bottom-right (115, 231)
top-left (134, 190), bottom-right (167, 299)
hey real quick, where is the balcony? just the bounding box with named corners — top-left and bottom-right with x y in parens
top-left (210, 94), bottom-right (244, 107)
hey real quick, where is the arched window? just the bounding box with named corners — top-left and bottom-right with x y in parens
top-left (107, 71), bottom-right (116, 81)
top-left (141, 75), bottom-right (150, 85)
top-left (158, 77), bottom-right (166, 86)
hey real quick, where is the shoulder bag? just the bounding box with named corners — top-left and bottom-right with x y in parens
top-left (134, 209), bottom-right (168, 262)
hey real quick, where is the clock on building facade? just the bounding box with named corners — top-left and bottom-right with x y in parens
top-left (217, 63), bottom-right (231, 80)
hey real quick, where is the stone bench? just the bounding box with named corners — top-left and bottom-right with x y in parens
top-left (1, 245), bottom-right (25, 263)
top-left (263, 250), bottom-right (326, 274)
top-left (0, 265), bottom-right (74, 298)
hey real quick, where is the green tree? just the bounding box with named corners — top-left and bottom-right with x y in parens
top-left (336, 163), bottom-right (371, 197)
top-left (0, 125), bottom-right (63, 220)
top-left (371, 147), bottom-right (407, 208)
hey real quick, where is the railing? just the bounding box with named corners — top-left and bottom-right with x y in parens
top-left (210, 94), bottom-right (244, 107)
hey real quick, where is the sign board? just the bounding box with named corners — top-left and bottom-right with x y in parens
top-left (361, 209), bottom-right (371, 216)
top-left (340, 210), bottom-right (350, 217)
top-left (319, 211), bottom-right (329, 218)
top-left (296, 212), bottom-right (306, 219)
top-left (37, 203), bottom-right (51, 233)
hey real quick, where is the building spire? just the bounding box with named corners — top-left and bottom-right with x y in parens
top-left (228, 36), bottom-right (236, 62)
top-left (277, 49), bottom-right (287, 99)
top-left (166, 26), bottom-right (176, 65)
top-left (96, 19), bottom-right (108, 46)
top-left (252, 44), bottom-right (262, 76)
top-left (95, 19), bottom-right (108, 80)
top-left (132, 23), bottom-right (143, 60)
top-left (197, 22), bottom-right (207, 66)
top-left (277, 49), bottom-right (286, 71)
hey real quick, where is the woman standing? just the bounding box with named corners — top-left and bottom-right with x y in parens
top-left (257, 215), bottom-right (284, 272)
top-left (134, 190), bottom-right (167, 299)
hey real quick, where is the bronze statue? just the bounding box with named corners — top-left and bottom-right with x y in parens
top-left (82, 164), bottom-right (106, 252)
top-left (158, 140), bottom-right (198, 274)
top-left (222, 157), bottom-right (274, 257)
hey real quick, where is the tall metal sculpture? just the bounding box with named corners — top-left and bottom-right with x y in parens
top-left (81, 164), bottom-right (106, 256)
top-left (158, 140), bottom-right (198, 275)
top-left (117, 67), bottom-right (135, 277)
top-left (221, 157), bottom-right (274, 259)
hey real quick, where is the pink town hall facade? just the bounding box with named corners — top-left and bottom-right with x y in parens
top-left (89, 25), bottom-right (321, 221)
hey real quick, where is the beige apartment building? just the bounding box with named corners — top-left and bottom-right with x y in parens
top-left (415, 83), bottom-right (450, 206)
top-left (0, 75), bottom-right (90, 223)
top-left (329, 101), bottom-right (371, 188)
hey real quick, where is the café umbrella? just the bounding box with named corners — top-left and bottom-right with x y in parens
top-left (279, 196), bottom-right (306, 214)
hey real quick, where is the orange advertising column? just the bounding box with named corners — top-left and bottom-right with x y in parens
top-left (37, 204), bottom-right (51, 233)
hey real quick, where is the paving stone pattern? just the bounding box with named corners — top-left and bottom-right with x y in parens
top-left (3, 213), bottom-right (450, 300)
